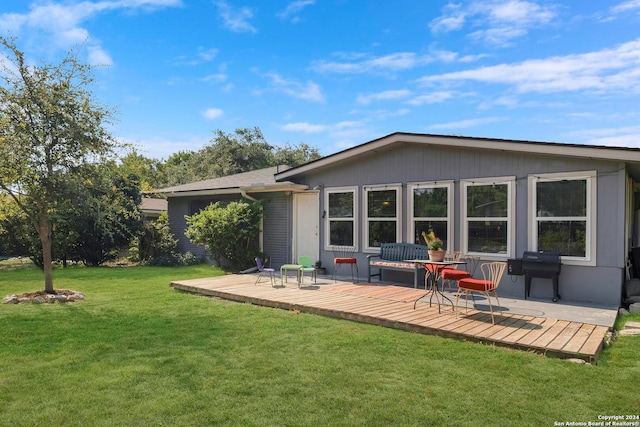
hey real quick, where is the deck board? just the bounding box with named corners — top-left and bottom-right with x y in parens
top-left (171, 275), bottom-right (610, 362)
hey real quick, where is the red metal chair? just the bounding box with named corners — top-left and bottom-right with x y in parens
top-left (332, 246), bottom-right (359, 282)
top-left (455, 261), bottom-right (507, 324)
top-left (441, 255), bottom-right (480, 291)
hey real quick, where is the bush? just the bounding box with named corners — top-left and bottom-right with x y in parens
top-left (146, 252), bottom-right (200, 267)
top-left (185, 200), bottom-right (264, 271)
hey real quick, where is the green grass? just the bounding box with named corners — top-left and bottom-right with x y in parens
top-left (1, 264), bottom-right (639, 426)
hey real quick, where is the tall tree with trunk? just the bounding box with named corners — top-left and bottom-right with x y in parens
top-left (0, 36), bottom-right (118, 293)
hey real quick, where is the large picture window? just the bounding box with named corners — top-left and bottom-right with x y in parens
top-left (325, 187), bottom-right (357, 249)
top-left (408, 182), bottom-right (453, 248)
top-left (462, 177), bottom-right (515, 257)
top-left (364, 185), bottom-right (401, 251)
top-left (529, 171), bottom-right (596, 263)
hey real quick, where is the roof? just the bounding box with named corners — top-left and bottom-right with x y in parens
top-left (275, 132), bottom-right (640, 180)
top-left (140, 197), bottom-right (168, 213)
top-left (154, 165), bottom-right (309, 198)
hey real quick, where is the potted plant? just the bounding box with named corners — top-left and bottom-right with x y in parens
top-left (315, 260), bottom-right (327, 275)
top-left (422, 230), bottom-right (446, 262)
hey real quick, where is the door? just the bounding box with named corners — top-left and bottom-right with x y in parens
top-left (293, 192), bottom-right (319, 263)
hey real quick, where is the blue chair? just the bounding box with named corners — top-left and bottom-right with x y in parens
top-left (255, 257), bottom-right (276, 286)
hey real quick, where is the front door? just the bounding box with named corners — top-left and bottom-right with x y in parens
top-left (293, 192), bottom-right (319, 263)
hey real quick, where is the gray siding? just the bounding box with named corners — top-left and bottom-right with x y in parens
top-left (262, 195), bottom-right (290, 269)
top-left (297, 143), bottom-right (627, 306)
top-left (167, 193), bottom-right (292, 269)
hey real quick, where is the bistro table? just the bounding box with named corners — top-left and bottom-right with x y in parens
top-left (406, 259), bottom-right (466, 313)
top-left (280, 264), bottom-right (303, 286)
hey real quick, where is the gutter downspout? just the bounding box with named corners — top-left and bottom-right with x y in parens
top-left (240, 188), bottom-right (258, 201)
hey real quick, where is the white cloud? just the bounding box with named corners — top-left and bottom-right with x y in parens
top-left (282, 122), bottom-right (328, 133)
top-left (214, 1), bottom-right (257, 33)
top-left (612, 0), bottom-right (640, 14)
top-left (357, 89), bottom-right (411, 105)
top-left (202, 108), bottom-right (224, 120)
top-left (0, 0), bottom-right (181, 61)
top-left (406, 91), bottom-right (456, 105)
top-left (430, 0), bottom-right (557, 46)
top-left (429, 117), bottom-right (505, 130)
top-left (277, 0), bottom-right (315, 23)
top-left (87, 45), bottom-right (113, 66)
top-left (419, 38), bottom-right (640, 94)
top-left (258, 71), bottom-right (325, 102)
top-left (312, 52), bottom-right (430, 74)
top-left (565, 125), bottom-right (640, 148)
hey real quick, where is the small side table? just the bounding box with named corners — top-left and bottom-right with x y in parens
top-left (280, 264), bottom-right (302, 286)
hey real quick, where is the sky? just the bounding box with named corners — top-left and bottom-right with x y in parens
top-left (1, 0), bottom-right (640, 159)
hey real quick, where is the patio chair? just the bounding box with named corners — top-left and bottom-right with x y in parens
top-left (297, 256), bottom-right (317, 287)
top-left (441, 255), bottom-right (480, 291)
top-left (425, 251), bottom-right (461, 290)
top-left (455, 261), bottom-right (507, 324)
top-left (332, 246), bottom-right (359, 282)
top-left (255, 257), bottom-right (276, 287)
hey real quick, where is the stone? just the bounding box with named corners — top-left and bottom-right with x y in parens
top-left (619, 308), bottom-right (630, 316)
top-left (32, 296), bottom-right (45, 304)
top-left (625, 321), bottom-right (640, 330)
top-left (618, 329), bottom-right (640, 336)
top-left (3, 295), bottom-right (18, 304)
top-left (630, 303), bottom-right (640, 313)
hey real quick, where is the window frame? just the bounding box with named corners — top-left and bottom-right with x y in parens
top-left (407, 181), bottom-right (454, 248)
top-left (528, 171), bottom-right (597, 266)
top-left (363, 184), bottom-right (402, 252)
top-left (461, 176), bottom-right (516, 258)
top-left (324, 186), bottom-right (358, 251)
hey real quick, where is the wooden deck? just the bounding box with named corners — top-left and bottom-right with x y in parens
top-left (170, 274), bottom-right (610, 363)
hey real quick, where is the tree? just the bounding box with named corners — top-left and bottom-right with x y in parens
top-left (0, 36), bottom-right (118, 292)
top-left (119, 149), bottom-right (166, 191)
top-left (159, 128), bottom-right (322, 187)
top-left (185, 200), bottom-right (264, 271)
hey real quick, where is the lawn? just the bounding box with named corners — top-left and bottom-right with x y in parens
top-left (1, 263), bottom-right (639, 426)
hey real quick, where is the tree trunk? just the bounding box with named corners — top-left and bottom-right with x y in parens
top-left (38, 207), bottom-right (55, 293)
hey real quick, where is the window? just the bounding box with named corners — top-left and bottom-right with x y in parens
top-left (408, 182), bottom-right (453, 248)
top-left (325, 187), bottom-right (357, 249)
top-left (462, 177), bottom-right (515, 257)
top-left (364, 185), bottom-right (401, 251)
top-left (529, 171), bottom-right (596, 263)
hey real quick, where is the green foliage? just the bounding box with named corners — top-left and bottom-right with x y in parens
top-left (185, 200), bottom-right (264, 271)
top-left (131, 211), bottom-right (178, 262)
top-left (146, 251), bottom-right (199, 266)
top-left (0, 36), bottom-right (119, 291)
top-left (119, 149), bottom-right (166, 191)
top-left (0, 195), bottom-right (30, 256)
top-left (159, 127), bottom-right (322, 187)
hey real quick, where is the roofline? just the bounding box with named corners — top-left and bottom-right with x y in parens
top-left (158, 183), bottom-right (309, 198)
top-left (275, 132), bottom-right (640, 180)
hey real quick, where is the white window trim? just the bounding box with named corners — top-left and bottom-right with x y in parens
top-left (407, 181), bottom-right (454, 248)
top-left (461, 176), bottom-right (516, 259)
top-left (363, 184), bottom-right (402, 252)
top-left (324, 186), bottom-right (358, 251)
top-left (528, 171), bottom-right (597, 266)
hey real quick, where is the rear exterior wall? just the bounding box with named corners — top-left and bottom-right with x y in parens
top-left (296, 143), bottom-right (625, 307)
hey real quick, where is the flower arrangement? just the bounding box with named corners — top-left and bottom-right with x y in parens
top-left (421, 230), bottom-right (444, 251)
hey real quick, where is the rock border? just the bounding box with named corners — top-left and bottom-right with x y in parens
top-left (3, 289), bottom-right (85, 304)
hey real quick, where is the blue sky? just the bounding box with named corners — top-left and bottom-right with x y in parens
top-left (2, 1), bottom-right (640, 159)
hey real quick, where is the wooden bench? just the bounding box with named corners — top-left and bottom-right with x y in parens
top-left (367, 243), bottom-right (430, 288)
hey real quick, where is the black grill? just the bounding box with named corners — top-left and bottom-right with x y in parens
top-left (522, 251), bottom-right (562, 302)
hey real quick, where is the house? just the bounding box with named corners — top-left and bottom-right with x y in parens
top-left (154, 165), bottom-right (307, 268)
top-left (157, 132), bottom-right (640, 308)
top-left (139, 197), bottom-right (168, 221)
